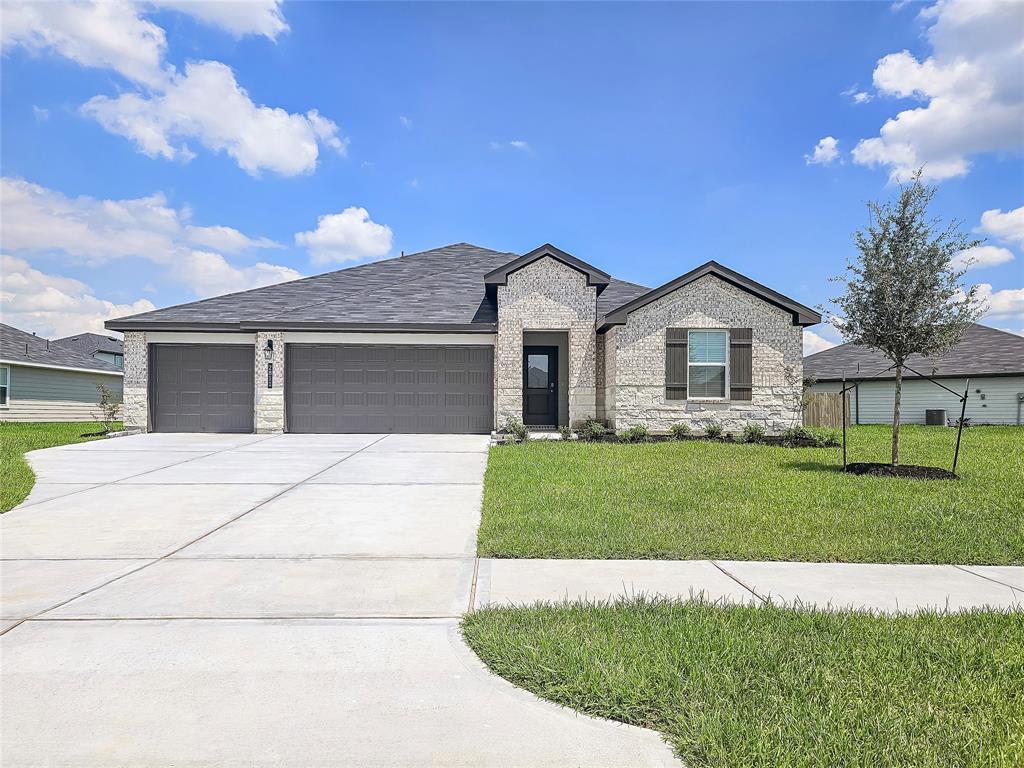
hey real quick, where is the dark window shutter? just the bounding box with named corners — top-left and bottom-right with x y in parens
top-left (729, 328), bottom-right (752, 401)
top-left (666, 328), bottom-right (688, 400)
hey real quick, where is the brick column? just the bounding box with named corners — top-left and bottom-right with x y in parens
top-left (254, 331), bottom-right (285, 433)
top-left (121, 330), bottom-right (149, 431)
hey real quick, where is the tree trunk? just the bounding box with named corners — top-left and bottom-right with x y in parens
top-left (891, 364), bottom-right (903, 466)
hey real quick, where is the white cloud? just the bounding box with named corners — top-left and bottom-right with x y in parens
top-left (975, 283), bottom-right (1024, 319)
top-left (509, 140), bottom-right (530, 151)
top-left (805, 136), bottom-right (840, 165)
top-left (851, 0), bottom-right (1024, 182)
top-left (841, 85), bottom-right (873, 104)
top-left (490, 140), bottom-right (532, 152)
top-left (32, 105), bottom-right (49, 121)
top-left (1, 254), bottom-right (155, 338)
top-left (399, 115), bottom-right (412, 129)
top-left (803, 330), bottom-right (837, 355)
top-left (951, 245), bottom-right (1014, 272)
top-left (978, 205), bottom-right (1024, 249)
top-left (295, 207), bottom-right (393, 265)
top-left (150, 1), bottom-right (288, 40)
top-left (0, 176), bottom-right (297, 297)
top-left (84, 61), bottom-right (347, 177)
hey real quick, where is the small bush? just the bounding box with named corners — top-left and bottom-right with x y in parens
top-left (576, 419), bottom-right (608, 442)
top-left (558, 424), bottom-right (573, 440)
top-left (704, 421), bottom-right (724, 439)
top-left (668, 423), bottom-right (692, 440)
top-left (741, 424), bottom-right (765, 443)
top-left (805, 427), bottom-right (841, 447)
top-left (618, 425), bottom-right (650, 443)
top-left (503, 417), bottom-right (529, 443)
top-left (95, 383), bottom-right (121, 433)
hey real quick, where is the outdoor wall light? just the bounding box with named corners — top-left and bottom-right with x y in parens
top-left (264, 339), bottom-right (274, 356)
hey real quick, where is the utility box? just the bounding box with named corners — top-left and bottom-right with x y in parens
top-left (925, 408), bottom-right (947, 426)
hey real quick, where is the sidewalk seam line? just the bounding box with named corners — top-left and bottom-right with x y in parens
top-left (952, 564), bottom-right (1024, 594)
top-left (709, 560), bottom-right (767, 604)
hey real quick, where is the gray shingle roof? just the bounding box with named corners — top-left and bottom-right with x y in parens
top-left (0, 324), bottom-right (123, 374)
top-left (803, 324), bottom-right (1024, 381)
top-left (107, 243), bottom-right (652, 332)
top-left (53, 332), bottom-right (124, 356)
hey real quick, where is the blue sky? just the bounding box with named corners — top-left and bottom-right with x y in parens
top-left (2, 0), bottom-right (1021, 350)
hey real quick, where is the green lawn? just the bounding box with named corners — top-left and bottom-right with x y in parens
top-left (0, 421), bottom-right (120, 512)
top-left (463, 598), bottom-right (1024, 768)
top-left (478, 425), bottom-right (1024, 564)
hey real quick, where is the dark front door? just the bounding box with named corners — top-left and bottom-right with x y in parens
top-left (523, 346), bottom-right (558, 427)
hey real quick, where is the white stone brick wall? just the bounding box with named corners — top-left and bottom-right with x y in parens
top-left (603, 326), bottom-right (618, 427)
top-left (495, 257), bottom-right (598, 427)
top-left (121, 330), bottom-right (149, 431)
top-left (611, 275), bottom-right (804, 434)
top-left (255, 331), bottom-right (285, 433)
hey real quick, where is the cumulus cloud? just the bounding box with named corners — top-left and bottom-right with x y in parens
top-left (803, 329), bottom-right (838, 356)
top-left (976, 283), bottom-right (1024, 319)
top-left (295, 207), bottom-right (393, 265)
top-left (978, 205), bottom-right (1024, 249)
top-left (851, 0), bottom-right (1024, 182)
top-left (952, 245), bottom-right (1015, 272)
top-left (0, 176), bottom-right (298, 297)
top-left (150, 1), bottom-right (288, 40)
top-left (83, 61), bottom-right (347, 176)
top-left (1, 254), bottom-right (155, 338)
top-left (805, 136), bottom-right (840, 165)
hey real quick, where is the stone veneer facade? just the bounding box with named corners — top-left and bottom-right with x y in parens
top-left (121, 330), bottom-right (149, 431)
top-left (607, 275), bottom-right (804, 433)
top-left (255, 331), bottom-right (285, 433)
top-left (495, 257), bottom-right (598, 427)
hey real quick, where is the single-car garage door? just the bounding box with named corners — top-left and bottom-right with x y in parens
top-left (150, 344), bottom-right (255, 433)
top-left (286, 344), bottom-right (493, 434)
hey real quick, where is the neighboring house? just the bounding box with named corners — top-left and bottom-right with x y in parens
top-left (106, 243), bottom-right (820, 435)
top-left (805, 324), bottom-right (1024, 426)
top-left (53, 332), bottom-right (125, 368)
top-left (0, 323), bottom-right (124, 422)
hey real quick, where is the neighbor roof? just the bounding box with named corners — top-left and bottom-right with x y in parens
top-left (803, 324), bottom-right (1024, 381)
top-left (106, 243), bottom-right (650, 332)
top-left (0, 324), bottom-right (123, 375)
top-left (53, 332), bottom-right (124, 356)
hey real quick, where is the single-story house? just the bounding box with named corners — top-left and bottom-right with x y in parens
top-left (105, 243), bottom-right (820, 435)
top-left (805, 323), bottom-right (1024, 426)
top-left (0, 323), bottom-right (124, 422)
top-left (53, 332), bottom-right (125, 369)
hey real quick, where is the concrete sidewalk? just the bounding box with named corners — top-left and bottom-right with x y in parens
top-left (475, 559), bottom-right (1024, 614)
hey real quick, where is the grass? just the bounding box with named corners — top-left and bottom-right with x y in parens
top-left (478, 425), bottom-right (1024, 564)
top-left (0, 421), bottom-right (120, 512)
top-left (462, 598), bottom-right (1024, 768)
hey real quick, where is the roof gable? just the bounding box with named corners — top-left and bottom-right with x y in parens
top-left (484, 244), bottom-right (611, 295)
top-left (600, 260), bottom-right (821, 328)
top-left (0, 324), bottom-right (123, 374)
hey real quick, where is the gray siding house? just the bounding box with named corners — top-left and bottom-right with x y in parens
top-left (805, 324), bottom-right (1024, 426)
top-left (106, 244), bottom-right (820, 435)
top-left (0, 324), bottom-right (123, 422)
top-left (53, 332), bottom-right (125, 369)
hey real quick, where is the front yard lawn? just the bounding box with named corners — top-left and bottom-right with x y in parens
top-left (478, 425), bottom-right (1024, 564)
top-left (0, 421), bottom-right (120, 512)
top-left (462, 598), bottom-right (1024, 768)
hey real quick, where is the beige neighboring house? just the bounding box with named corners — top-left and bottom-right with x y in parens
top-left (0, 323), bottom-right (123, 422)
top-left (105, 243), bottom-right (821, 435)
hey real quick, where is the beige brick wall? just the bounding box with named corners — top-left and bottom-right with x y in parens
top-left (121, 330), bottom-right (149, 431)
top-left (255, 331), bottom-right (284, 433)
top-left (610, 275), bottom-right (804, 433)
top-left (495, 257), bottom-right (598, 427)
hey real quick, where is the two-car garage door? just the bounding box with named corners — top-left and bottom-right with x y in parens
top-left (286, 344), bottom-right (493, 434)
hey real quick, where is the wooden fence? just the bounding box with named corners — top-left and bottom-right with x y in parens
top-left (803, 392), bottom-right (850, 428)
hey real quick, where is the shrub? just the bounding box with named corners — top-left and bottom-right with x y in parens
top-left (558, 424), bottom-right (573, 440)
top-left (618, 425), bottom-right (650, 443)
top-left (668, 423), bottom-right (692, 440)
top-left (805, 427), bottom-right (841, 447)
top-left (503, 417), bottom-right (529, 443)
top-left (704, 421), bottom-right (724, 439)
top-left (95, 383), bottom-right (121, 433)
top-left (780, 426), bottom-right (841, 447)
top-left (741, 424), bottom-right (766, 443)
top-left (576, 419), bottom-right (608, 442)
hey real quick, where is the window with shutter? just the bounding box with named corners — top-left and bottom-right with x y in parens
top-left (729, 328), bottom-right (753, 401)
top-left (665, 328), bottom-right (687, 400)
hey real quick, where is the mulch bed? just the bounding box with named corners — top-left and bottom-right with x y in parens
top-left (844, 462), bottom-right (958, 480)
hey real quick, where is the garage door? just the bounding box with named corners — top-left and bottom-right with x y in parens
top-left (286, 344), bottom-right (493, 434)
top-left (150, 344), bottom-right (254, 433)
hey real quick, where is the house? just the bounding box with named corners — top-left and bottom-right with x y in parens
top-left (0, 323), bottom-right (124, 422)
top-left (105, 243), bottom-right (820, 435)
top-left (804, 324), bottom-right (1024, 426)
top-left (53, 332), bottom-right (125, 369)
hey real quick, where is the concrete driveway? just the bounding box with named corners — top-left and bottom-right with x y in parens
top-left (1, 433), bottom-right (677, 767)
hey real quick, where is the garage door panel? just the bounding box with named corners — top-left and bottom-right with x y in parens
top-left (151, 345), bottom-right (254, 433)
top-left (286, 344), bottom-right (493, 434)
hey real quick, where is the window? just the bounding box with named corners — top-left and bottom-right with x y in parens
top-left (0, 366), bottom-right (8, 407)
top-left (688, 330), bottom-right (727, 398)
top-left (113, 353), bottom-right (124, 368)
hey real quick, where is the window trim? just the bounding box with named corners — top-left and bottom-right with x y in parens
top-left (0, 365), bottom-right (9, 408)
top-left (687, 329), bottom-right (729, 401)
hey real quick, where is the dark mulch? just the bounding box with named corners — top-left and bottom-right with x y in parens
top-left (844, 462), bottom-right (958, 481)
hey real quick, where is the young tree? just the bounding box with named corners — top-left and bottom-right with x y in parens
top-left (832, 171), bottom-right (984, 465)
top-left (95, 382), bottom-right (121, 433)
